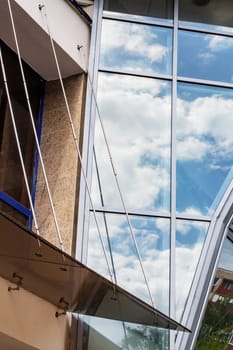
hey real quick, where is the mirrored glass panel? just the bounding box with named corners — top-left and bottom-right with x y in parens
top-left (103, 0), bottom-right (173, 22)
top-left (195, 237), bottom-right (233, 349)
top-left (81, 315), bottom-right (169, 350)
top-left (178, 30), bottom-right (233, 83)
top-left (176, 83), bottom-right (233, 216)
top-left (100, 20), bottom-right (173, 76)
top-left (88, 213), bottom-right (170, 315)
top-left (92, 73), bottom-right (171, 212)
top-left (176, 220), bottom-right (209, 320)
top-left (179, 0), bottom-right (233, 32)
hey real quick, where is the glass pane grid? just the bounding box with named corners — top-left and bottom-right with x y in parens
top-left (84, 1), bottom-right (233, 349)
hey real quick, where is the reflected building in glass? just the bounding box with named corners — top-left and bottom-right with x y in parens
top-left (77, 0), bottom-right (233, 349)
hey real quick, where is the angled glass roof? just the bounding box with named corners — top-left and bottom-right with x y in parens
top-left (0, 211), bottom-right (190, 332)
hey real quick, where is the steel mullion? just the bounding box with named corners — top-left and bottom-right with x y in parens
top-left (75, 0), bottom-right (104, 262)
top-left (103, 11), bottom-right (174, 28)
top-left (177, 75), bottom-right (233, 89)
top-left (99, 67), bottom-right (172, 82)
top-left (90, 207), bottom-right (211, 222)
top-left (170, 0), bottom-right (179, 349)
top-left (178, 23), bottom-right (233, 38)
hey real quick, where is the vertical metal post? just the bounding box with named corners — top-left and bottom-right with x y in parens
top-left (75, 0), bottom-right (104, 263)
top-left (170, 0), bottom-right (179, 348)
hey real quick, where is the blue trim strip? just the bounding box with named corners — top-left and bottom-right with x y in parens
top-left (67, 0), bottom-right (92, 24)
top-left (0, 191), bottom-right (31, 217)
top-left (29, 81), bottom-right (45, 228)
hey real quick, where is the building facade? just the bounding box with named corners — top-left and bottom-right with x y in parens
top-left (0, 0), bottom-right (91, 349)
top-left (0, 0), bottom-right (233, 349)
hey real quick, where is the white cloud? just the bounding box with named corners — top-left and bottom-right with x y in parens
top-left (101, 20), bottom-right (169, 72)
top-left (206, 34), bottom-right (233, 52)
top-left (93, 73), bottom-right (233, 216)
top-left (177, 136), bottom-right (212, 161)
top-left (93, 74), bottom-right (171, 211)
top-left (87, 214), bottom-right (205, 321)
top-left (176, 242), bottom-right (204, 319)
top-left (198, 52), bottom-right (215, 63)
top-left (176, 217), bottom-right (208, 238)
top-left (177, 94), bottom-right (233, 162)
top-left (178, 207), bottom-right (206, 218)
top-left (87, 71), bottom-right (233, 325)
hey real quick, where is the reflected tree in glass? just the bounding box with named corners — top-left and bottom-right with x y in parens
top-left (195, 238), bottom-right (233, 349)
top-left (121, 325), bottom-right (169, 350)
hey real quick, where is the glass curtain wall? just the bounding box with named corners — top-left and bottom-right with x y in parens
top-left (81, 0), bottom-right (233, 349)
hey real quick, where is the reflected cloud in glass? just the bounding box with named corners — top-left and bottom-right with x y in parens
top-left (100, 20), bottom-right (173, 76)
top-left (177, 83), bottom-right (233, 216)
top-left (92, 73), bottom-right (171, 212)
top-left (178, 30), bottom-right (233, 83)
top-left (87, 213), bottom-right (170, 315)
top-left (176, 220), bottom-right (209, 320)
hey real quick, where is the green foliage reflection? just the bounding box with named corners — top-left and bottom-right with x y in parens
top-left (121, 325), bottom-right (168, 350)
top-left (195, 297), bottom-right (233, 350)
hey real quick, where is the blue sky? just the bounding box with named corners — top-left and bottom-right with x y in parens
top-left (89, 18), bottom-right (233, 320)
top-left (97, 19), bottom-right (233, 216)
top-left (178, 30), bottom-right (233, 83)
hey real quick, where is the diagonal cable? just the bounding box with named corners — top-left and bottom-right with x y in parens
top-left (0, 46), bottom-right (41, 248)
top-left (79, 47), bottom-right (156, 309)
top-left (7, 0), bottom-right (64, 252)
top-left (93, 146), bottom-right (117, 285)
top-left (38, 3), bottom-right (114, 284)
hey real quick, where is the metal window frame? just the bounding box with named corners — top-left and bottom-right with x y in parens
top-left (75, 0), bottom-right (104, 263)
top-left (76, 0), bottom-right (233, 349)
top-left (103, 10), bottom-right (174, 28)
top-left (176, 178), bottom-right (233, 349)
top-left (169, 0), bottom-right (179, 348)
top-left (0, 191), bottom-right (31, 218)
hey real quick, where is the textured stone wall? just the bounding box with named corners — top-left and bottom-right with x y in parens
top-left (34, 73), bottom-right (86, 254)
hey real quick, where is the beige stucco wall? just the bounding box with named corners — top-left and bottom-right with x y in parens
top-left (0, 276), bottom-right (70, 350)
top-left (34, 73), bottom-right (86, 254)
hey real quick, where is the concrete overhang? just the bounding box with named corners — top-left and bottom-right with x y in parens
top-left (0, 0), bottom-right (91, 80)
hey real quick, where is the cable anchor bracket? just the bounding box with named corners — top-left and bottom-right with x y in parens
top-left (55, 297), bottom-right (70, 317)
top-left (8, 272), bottom-right (23, 291)
top-left (38, 4), bottom-right (45, 11)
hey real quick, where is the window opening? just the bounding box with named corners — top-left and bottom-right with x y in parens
top-left (0, 40), bottom-right (44, 227)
